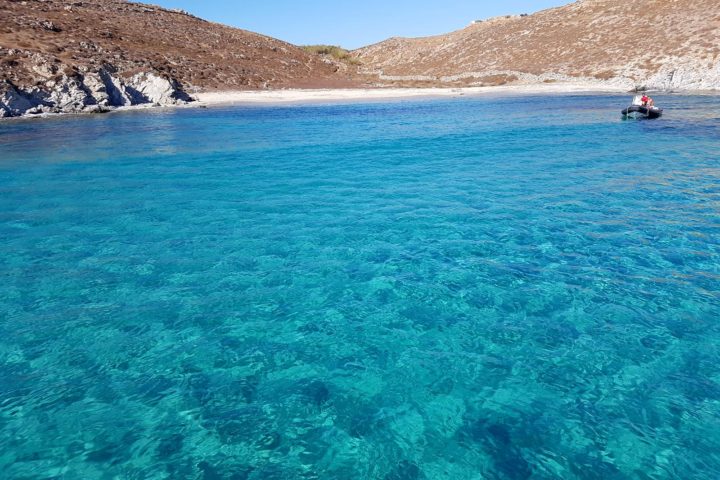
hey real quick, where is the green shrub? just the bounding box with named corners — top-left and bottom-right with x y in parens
top-left (302, 45), bottom-right (362, 65)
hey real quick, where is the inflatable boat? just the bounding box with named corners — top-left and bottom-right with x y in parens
top-left (622, 95), bottom-right (663, 119)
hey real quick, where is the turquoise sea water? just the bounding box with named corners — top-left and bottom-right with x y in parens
top-left (1, 93), bottom-right (719, 479)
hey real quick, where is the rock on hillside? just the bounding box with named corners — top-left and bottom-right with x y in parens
top-left (0, 0), bottom-right (358, 117)
top-left (355, 0), bottom-right (720, 90)
top-left (0, 68), bottom-right (191, 117)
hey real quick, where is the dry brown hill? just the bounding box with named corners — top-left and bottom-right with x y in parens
top-left (355, 0), bottom-right (720, 90)
top-left (2, 0), bottom-right (718, 118)
top-left (0, 0), bottom-right (359, 93)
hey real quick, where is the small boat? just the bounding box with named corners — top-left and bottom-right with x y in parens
top-left (622, 95), bottom-right (663, 119)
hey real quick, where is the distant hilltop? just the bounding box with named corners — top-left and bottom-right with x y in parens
top-left (469, 14), bottom-right (529, 26)
top-left (355, 0), bottom-right (720, 90)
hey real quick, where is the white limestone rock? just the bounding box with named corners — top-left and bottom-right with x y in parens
top-left (82, 72), bottom-right (111, 107)
top-left (99, 69), bottom-right (133, 106)
top-left (0, 83), bottom-right (38, 117)
top-left (0, 69), bottom-right (193, 118)
top-left (645, 60), bottom-right (720, 90)
top-left (47, 75), bottom-right (93, 111)
top-left (125, 72), bottom-right (192, 105)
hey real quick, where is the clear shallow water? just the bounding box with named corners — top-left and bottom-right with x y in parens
top-left (1, 94), bottom-right (719, 479)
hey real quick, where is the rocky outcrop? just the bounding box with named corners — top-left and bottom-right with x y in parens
top-left (644, 62), bottom-right (720, 91)
top-left (0, 83), bottom-right (37, 118)
top-left (1, 0), bottom-right (359, 99)
top-left (125, 73), bottom-right (193, 105)
top-left (0, 69), bottom-right (193, 118)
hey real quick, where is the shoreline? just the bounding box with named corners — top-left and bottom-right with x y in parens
top-left (194, 83), bottom-right (630, 106)
top-left (3, 83), bottom-right (719, 121)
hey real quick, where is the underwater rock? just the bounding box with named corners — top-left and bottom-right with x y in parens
top-left (256, 431), bottom-right (282, 451)
top-left (156, 433), bottom-right (184, 459)
top-left (302, 380), bottom-right (331, 407)
top-left (459, 418), bottom-right (533, 479)
top-left (383, 460), bottom-right (423, 480)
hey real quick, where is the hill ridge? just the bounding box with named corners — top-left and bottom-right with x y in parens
top-left (0, 0), bottom-right (360, 117)
top-left (354, 0), bottom-right (720, 90)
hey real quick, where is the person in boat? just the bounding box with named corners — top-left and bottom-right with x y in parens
top-left (641, 94), bottom-right (654, 108)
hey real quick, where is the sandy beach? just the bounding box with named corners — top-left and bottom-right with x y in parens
top-left (195, 83), bottom-right (629, 106)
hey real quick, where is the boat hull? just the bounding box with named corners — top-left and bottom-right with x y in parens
top-left (622, 105), bottom-right (663, 119)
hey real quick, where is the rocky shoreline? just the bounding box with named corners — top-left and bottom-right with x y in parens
top-left (5, 81), bottom-right (720, 121)
top-left (0, 67), bottom-right (193, 119)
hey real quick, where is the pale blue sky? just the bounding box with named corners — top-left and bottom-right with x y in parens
top-left (151, 0), bottom-right (570, 49)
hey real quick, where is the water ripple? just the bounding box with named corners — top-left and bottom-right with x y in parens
top-left (1, 94), bottom-right (720, 479)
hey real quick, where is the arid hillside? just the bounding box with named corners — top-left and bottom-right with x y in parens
top-left (2, 0), bottom-right (719, 118)
top-left (0, 0), bottom-right (359, 93)
top-left (355, 0), bottom-right (720, 90)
